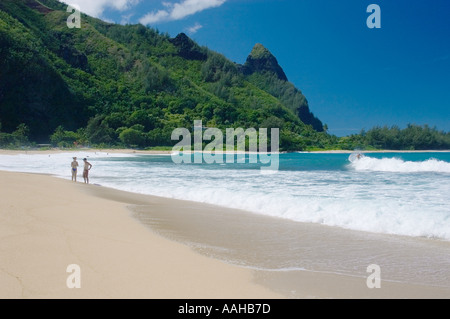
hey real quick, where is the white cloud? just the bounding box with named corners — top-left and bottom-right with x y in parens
top-left (162, 2), bottom-right (174, 8)
top-left (140, 9), bottom-right (170, 24)
top-left (140, 0), bottom-right (226, 25)
top-left (186, 22), bottom-right (203, 34)
top-left (60, 0), bottom-right (141, 18)
top-left (171, 0), bottom-right (225, 20)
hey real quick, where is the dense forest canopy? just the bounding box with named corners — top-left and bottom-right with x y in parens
top-left (0, 0), bottom-right (449, 151)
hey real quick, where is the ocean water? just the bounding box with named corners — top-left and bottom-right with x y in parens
top-left (1, 151), bottom-right (450, 240)
top-left (2, 151), bottom-right (450, 288)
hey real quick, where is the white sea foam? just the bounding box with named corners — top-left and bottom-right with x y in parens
top-left (144, 182), bottom-right (450, 240)
top-left (96, 163), bottom-right (450, 240)
top-left (1, 152), bottom-right (449, 241)
top-left (350, 156), bottom-right (450, 173)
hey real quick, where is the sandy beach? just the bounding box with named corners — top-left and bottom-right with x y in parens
top-left (0, 170), bottom-right (281, 298)
top-left (1, 167), bottom-right (449, 299)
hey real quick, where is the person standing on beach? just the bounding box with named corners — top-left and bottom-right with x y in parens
top-left (82, 158), bottom-right (92, 184)
top-left (71, 157), bottom-right (79, 182)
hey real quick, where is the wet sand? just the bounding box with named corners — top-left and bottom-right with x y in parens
top-left (91, 180), bottom-right (450, 299)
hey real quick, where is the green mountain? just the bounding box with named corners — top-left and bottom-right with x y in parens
top-left (0, 0), bottom-right (329, 150)
top-left (243, 43), bottom-right (323, 132)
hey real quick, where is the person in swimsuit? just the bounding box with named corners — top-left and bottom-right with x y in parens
top-left (71, 157), bottom-right (79, 182)
top-left (82, 158), bottom-right (92, 184)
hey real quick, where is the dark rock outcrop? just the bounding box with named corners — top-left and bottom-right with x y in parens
top-left (243, 43), bottom-right (288, 81)
top-left (58, 45), bottom-right (89, 72)
top-left (169, 33), bottom-right (207, 61)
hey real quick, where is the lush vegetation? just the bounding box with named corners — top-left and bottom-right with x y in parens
top-left (0, 122), bottom-right (30, 148)
top-left (0, 0), bottom-right (449, 151)
top-left (340, 124), bottom-right (450, 151)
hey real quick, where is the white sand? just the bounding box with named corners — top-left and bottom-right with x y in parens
top-left (0, 171), bottom-right (281, 298)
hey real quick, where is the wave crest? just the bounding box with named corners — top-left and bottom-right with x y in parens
top-left (350, 156), bottom-right (450, 173)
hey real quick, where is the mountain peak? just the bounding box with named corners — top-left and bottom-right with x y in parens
top-left (244, 43), bottom-right (288, 81)
top-left (248, 43), bottom-right (271, 59)
top-left (169, 33), bottom-right (207, 61)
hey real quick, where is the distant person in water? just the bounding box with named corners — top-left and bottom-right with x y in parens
top-left (71, 157), bottom-right (79, 182)
top-left (82, 158), bottom-right (92, 184)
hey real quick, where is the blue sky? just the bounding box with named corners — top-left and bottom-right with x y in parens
top-left (63, 0), bottom-right (450, 136)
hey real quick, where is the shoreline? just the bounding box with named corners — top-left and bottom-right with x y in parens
top-left (127, 191), bottom-right (450, 298)
top-left (1, 170), bottom-right (449, 298)
top-left (1, 148), bottom-right (449, 157)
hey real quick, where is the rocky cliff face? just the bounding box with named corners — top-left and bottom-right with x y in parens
top-left (243, 43), bottom-right (288, 81)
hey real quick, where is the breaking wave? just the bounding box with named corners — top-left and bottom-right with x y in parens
top-left (350, 156), bottom-right (450, 173)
